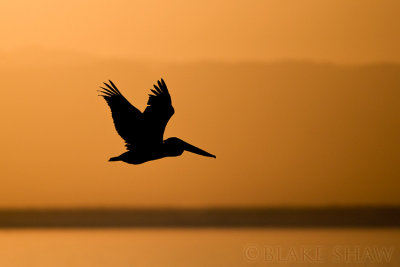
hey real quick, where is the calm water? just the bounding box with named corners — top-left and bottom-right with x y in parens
top-left (0, 229), bottom-right (399, 266)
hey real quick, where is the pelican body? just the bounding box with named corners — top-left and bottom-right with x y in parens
top-left (99, 79), bottom-right (215, 164)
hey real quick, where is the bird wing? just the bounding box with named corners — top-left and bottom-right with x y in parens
top-left (142, 78), bottom-right (175, 144)
top-left (99, 80), bottom-right (143, 148)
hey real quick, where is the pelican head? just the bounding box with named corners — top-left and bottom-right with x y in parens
top-left (164, 137), bottom-right (216, 158)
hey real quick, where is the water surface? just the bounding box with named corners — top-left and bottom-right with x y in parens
top-left (0, 229), bottom-right (399, 266)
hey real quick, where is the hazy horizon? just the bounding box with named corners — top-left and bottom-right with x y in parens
top-left (2, 46), bottom-right (400, 66)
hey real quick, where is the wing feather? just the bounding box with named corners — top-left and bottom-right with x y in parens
top-left (142, 78), bottom-right (174, 144)
top-left (99, 80), bottom-right (142, 148)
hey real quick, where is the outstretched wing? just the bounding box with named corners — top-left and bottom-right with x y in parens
top-left (142, 78), bottom-right (174, 144)
top-left (99, 80), bottom-right (143, 148)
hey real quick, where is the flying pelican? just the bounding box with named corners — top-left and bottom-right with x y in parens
top-left (99, 79), bottom-right (216, 164)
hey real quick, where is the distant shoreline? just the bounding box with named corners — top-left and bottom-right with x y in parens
top-left (0, 206), bottom-right (399, 228)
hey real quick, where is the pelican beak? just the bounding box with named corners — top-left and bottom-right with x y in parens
top-left (182, 141), bottom-right (216, 158)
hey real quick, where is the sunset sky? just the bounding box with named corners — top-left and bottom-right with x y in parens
top-left (0, 0), bottom-right (399, 208)
top-left (0, 0), bottom-right (399, 63)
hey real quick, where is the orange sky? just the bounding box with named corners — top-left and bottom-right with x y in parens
top-left (0, 0), bottom-right (399, 63)
top-left (0, 1), bottom-right (399, 208)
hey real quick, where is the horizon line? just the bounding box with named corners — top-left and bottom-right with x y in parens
top-left (0, 206), bottom-right (399, 228)
top-left (1, 46), bottom-right (400, 66)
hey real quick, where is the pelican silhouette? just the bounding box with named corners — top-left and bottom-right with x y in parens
top-left (99, 79), bottom-right (216, 164)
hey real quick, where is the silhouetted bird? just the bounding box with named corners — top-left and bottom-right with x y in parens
top-left (99, 79), bottom-right (216, 164)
